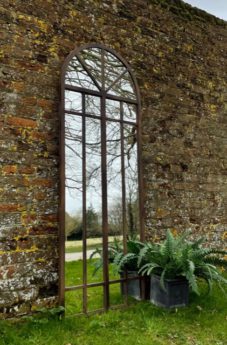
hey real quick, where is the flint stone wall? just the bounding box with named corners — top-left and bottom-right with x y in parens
top-left (0, 0), bottom-right (226, 318)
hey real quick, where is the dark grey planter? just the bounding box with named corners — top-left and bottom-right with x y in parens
top-left (121, 271), bottom-right (150, 300)
top-left (121, 271), bottom-right (141, 300)
top-left (150, 274), bottom-right (189, 308)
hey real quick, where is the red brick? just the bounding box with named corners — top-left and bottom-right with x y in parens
top-left (41, 214), bottom-right (58, 222)
top-left (30, 131), bottom-right (48, 141)
top-left (7, 116), bottom-right (37, 128)
top-left (37, 99), bottom-right (54, 108)
top-left (32, 178), bottom-right (54, 187)
top-left (23, 178), bottom-right (53, 188)
top-left (21, 97), bottom-right (37, 106)
top-left (15, 61), bottom-right (45, 72)
top-left (11, 81), bottom-right (24, 92)
top-left (33, 192), bottom-right (46, 201)
top-left (29, 225), bottom-right (58, 235)
top-left (19, 166), bottom-right (36, 174)
top-left (2, 165), bottom-right (17, 174)
top-left (0, 204), bottom-right (21, 212)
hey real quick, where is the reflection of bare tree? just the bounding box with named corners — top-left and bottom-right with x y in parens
top-left (106, 121), bottom-right (139, 236)
top-left (65, 115), bottom-right (82, 194)
top-left (66, 56), bottom-right (99, 91)
top-left (65, 48), bottom-right (136, 99)
top-left (125, 128), bottom-right (139, 236)
top-left (65, 111), bottom-right (137, 193)
top-left (126, 166), bottom-right (139, 236)
top-left (64, 47), bottom-right (139, 232)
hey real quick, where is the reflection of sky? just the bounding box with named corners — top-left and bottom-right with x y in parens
top-left (65, 104), bottom-right (138, 216)
top-left (65, 48), bottom-right (138, 216)
top-left (106, 121), bottom-right (122, 208)
top-left (86, 117), bottom-right (102, 212)
top-left (66, 58), bottom-right (99, 91)
top-left (65, 114), bottom-right (82, 214)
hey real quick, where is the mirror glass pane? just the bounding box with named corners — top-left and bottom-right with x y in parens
top-left (109, 283), bottom-right (124, 307)
top-left (104, 51), bottom-right (126, 90)
top-left (109, 72), bottom-right (136, 100)
top-left (86, 117), bottom-right (103, 284)
top-left (123, 102), bottom-right (137, 122)
top-left (85, 95), bottom-right (101, 116)
top-left (65, 57), bottom-right (99, 91)
top-left (106, 121), bottom-right (123, 267)
top-left (124, 124), bottom-right (139, 237)
top-left (65, 91), bottom-right (82, 113)
top-left (80, 48), bottom-right (102, 88)
top-left (87, 286), bottom-right (104, 312)
top-left (65, 115), bottom-right (83, 287)
top-left (65, 290), bottom-right (83, 315)
top-left (106, 99), bottom-right (120, 120)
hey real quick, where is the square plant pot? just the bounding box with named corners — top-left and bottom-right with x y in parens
top-left (150, 274), bottom-right (189, 308)
top-left (121, 271), bottom-right (150, 300)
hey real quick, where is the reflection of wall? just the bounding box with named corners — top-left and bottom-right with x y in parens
top-left (0, 0), bottom-right (226, 318)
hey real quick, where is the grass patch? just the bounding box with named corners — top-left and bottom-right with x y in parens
top-left (0, 265), bottom-right (226, 345)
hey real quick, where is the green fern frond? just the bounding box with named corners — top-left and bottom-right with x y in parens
top-left (138, 262), bottom-right (160, 276)
top-left (137, 243), bottom-right (154, 267)
top-left (118, 253), bottom-right (137, 270)
top-left (160, 267), bottom-right (167, 292)
top-left (204, 257), bottom-right (227, 268)
top-left (189, 236), bottom-right (204, 249)
top-left (147, 263), bottom-right (161, 276)
top-left (185, 270), bottom-right (199, 295)
top-left (91, 258), bottom-right (103, 276)
top-left (127, 239), bottom-right (144, 254)
top-left (162, 230), bottom-right (175, 258)
top-left (113, 252), bottom-right (124, 266)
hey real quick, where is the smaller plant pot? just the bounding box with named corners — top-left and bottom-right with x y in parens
top-left (120, 271), bottom-right (140, 300)
top-left (120, 272), bottom-right (150, 300)
top-left (150, 274), bottom-right (189, 308)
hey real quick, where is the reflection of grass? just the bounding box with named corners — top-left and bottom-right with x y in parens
top-left (66, 243), bottom-right (101, 253)
top-left (65, 236), bottom-right (122, 253)
top-left (65, 236), bottom-right (122, 248)
top-left (65, 259), bottom-right (124, 314)
top-left (65, 259), bottom-right (107, 286)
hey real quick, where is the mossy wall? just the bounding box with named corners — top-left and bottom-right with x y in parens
top-left (0, 0), bottom-right (226, 318)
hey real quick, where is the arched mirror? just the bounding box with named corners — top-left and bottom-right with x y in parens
top-left (59, 44), bottom-right (143, 315)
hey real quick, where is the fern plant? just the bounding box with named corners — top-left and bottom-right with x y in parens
top-left (90, 237), bottom-right (123, 276)
top-left (138, 230), bottom-right (227, 295)
top-left (90, 237), bottom-right (145, 275)
top-left (113, 239), bottom-right (145, 273)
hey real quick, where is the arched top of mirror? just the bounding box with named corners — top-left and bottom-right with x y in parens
top-left (64, 45), bottom-right (138, 102)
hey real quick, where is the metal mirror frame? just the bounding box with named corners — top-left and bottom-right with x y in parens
top-left (59, 43), bottom-right (145, 314)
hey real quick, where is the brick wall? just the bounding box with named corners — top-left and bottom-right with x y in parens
top-left (0, 0), bottom-right (226, 318)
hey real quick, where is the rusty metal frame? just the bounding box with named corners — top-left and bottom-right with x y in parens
top-left (59, 43), bottom-right (144, 314)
